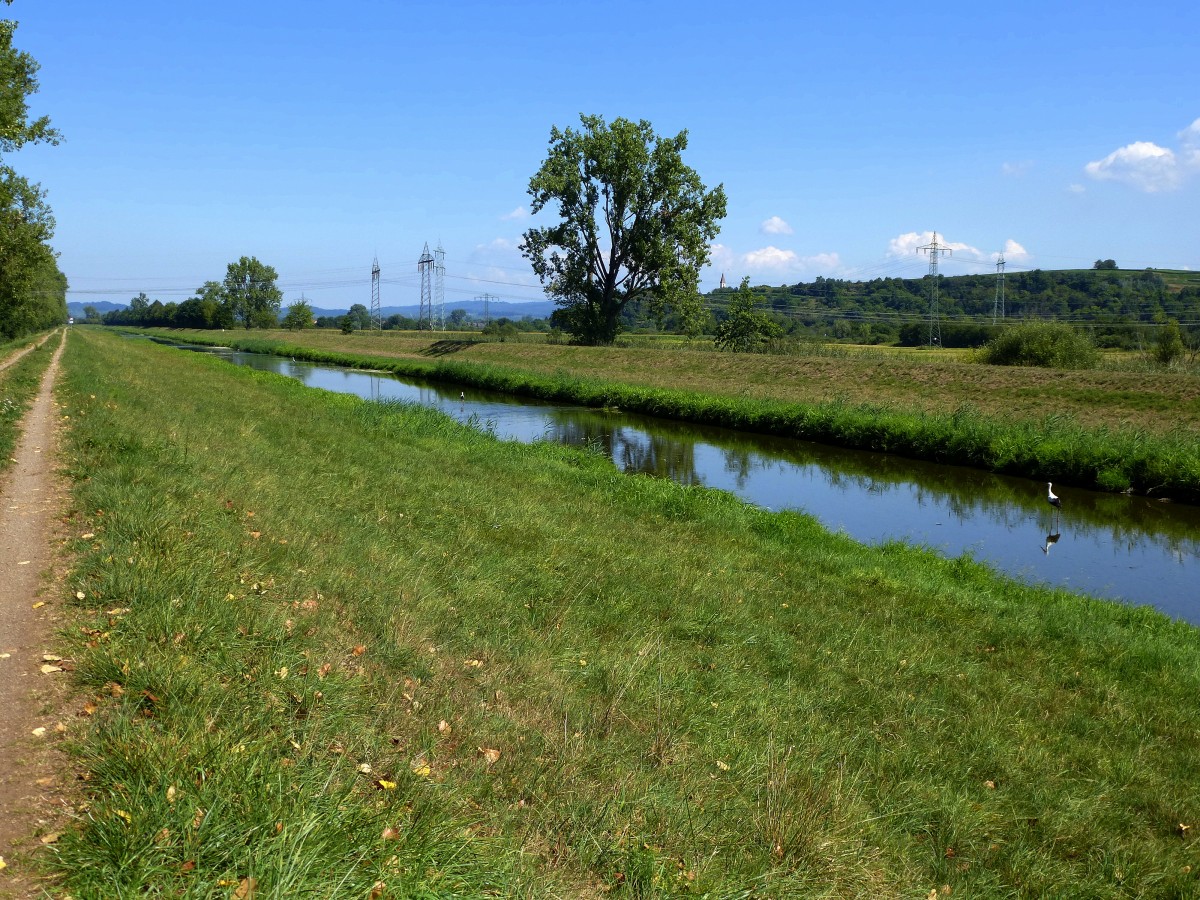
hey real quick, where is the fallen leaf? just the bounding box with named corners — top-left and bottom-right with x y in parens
top-left (81, 533), bottom-right (95, 540)
top-left (382, 826), bottom-right (402, 840)
top-left (715, 760), bottom-right (730, 772)
top-left (167, 785), bottom-right (176, 804)
top-left (248, 531), bottom-right (261, 539)
top-left (180, 860), bottom-right (195, 873)
top-left (464, 658), bottom-right (483, 668)
top-left (39, 832), bottom-right (60, 845)
top-left (31, 726), bottom-right (46, 737)
top-left (31, 600), bottom-right (44, 608)
top-left (352, 645), bottom-right (366, 656)
top-left (192, 808), bottom-right (206, 829)
top-left (370, 882), bottom-right (386, 899)
top-left (115, 809), bottom-right (131, 824)
top-left (358, 763), bottom-right (373, 775)
top-left (233, 876), bottom-right (257, 899)
top-left (479, 747), bottom-right (501, 765)
top-left (438, 720), bottom-right (452, 735)
top-left (40, 664), bottom-right (63, 675)
top-left (375, 779), bottom-right (397, 791)
top-left (0, 856), bottom-right (6, 871)
top-left (984, 780), bottom-right (996, 790)
top-left (75, 591), bottom-right (86, 600)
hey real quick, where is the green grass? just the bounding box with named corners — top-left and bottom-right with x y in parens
top-left (0, 330), bottom-right (57, 475)
top-left (44, 328), bottom-right (1200, 897)
top-left (134, 329), bottom-right (1200, 502)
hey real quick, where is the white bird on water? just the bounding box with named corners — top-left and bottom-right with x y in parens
top-left (1046, 482), bottom-right (1062, 509)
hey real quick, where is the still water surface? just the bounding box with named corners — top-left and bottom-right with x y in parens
top-left (180, 344), bottom-right (1200, 625)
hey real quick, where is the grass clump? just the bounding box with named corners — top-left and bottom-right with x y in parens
top-left (43, 328), bottom-right (1200, 897)
top-left (0, 330), bottom-right (58, 473)
top-left (980, 322), bottom-right (1100, 369)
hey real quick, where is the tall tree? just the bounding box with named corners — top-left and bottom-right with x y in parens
top-left (0, 14), bottom-right (65, 339)
top-left (521, 115), bottom-right (726, 345)
top-left (222, 256), bottom-right (282, 329)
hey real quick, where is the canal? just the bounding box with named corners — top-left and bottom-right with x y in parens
top-left (176, 343), bottom-right (1200, 626)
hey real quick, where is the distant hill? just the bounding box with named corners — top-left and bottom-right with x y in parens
top-left (67, 300), bottom-right (129, 318)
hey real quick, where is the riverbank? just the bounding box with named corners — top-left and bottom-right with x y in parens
top-left (139, 328), bottom-right (1200, 503)
top-left (45, 328), bottom-right (1200, 897)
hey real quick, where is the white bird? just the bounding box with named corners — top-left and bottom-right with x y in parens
top-left (1046, 483), bottom-right (1062, 510)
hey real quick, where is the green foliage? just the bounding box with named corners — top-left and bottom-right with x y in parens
top-left (980, 322), bottom-right (1100, 369)
top-left (521, 114), bottom-right (726, 345)
top-left (281, 299), bottom-right (314, 330)
top-left (714, 277), bottom-right (783, 352)
top-left (1093, 258), bottom-right (1118, 270)
top-left (0, 18), bottom-right (65, 340)
top-left (222, 256), bottom-right (282, 329)
top-left (1154, 318), bottom-right (1185, 367)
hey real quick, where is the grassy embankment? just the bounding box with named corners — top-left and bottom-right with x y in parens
top-left (148, 327), bottom-right (1200, 502)
top-left (0, 331), bottom-right (58, 475)
top-left (44, 327), bottom-right (1200, 897)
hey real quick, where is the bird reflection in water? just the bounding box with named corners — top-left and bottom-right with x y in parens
top-left (1042, 530), bottom-right (1062, 555)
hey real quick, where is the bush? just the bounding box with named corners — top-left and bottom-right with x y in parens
top-left (979, 322), bottom-right (1099, 369)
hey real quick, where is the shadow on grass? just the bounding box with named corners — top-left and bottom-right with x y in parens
top-left (421, 340), bottom-right (480, 357)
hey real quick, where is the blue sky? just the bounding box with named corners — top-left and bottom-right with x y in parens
top-left (12, 0), bottom-right (1200, 310)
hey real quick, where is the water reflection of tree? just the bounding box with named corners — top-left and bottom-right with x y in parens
top-left (543, 414), bottom-right (703, 484)
top-left (541, 402), bottom-right (1200, 557)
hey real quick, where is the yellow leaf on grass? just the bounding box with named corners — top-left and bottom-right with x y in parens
top-left (115, 809), bottom-right (131, 824)
top-left (40, 664), bottom-right (63, 675)
top-left (375, 779), bottom-right (397, 791)
top-left (438, 720), bottom-right (452, 735)
top-left (233, 877), bottom-right (257, 899)
top-left (0, 856), bottom-right (6, 870)
top-left (479, 747), bottom-right (501, 765)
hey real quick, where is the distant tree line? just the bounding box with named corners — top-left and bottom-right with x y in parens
top-left (674, 268), bottom-right (1199, 349)
top-left (102, 257), bottom-right (282, 329)
top-left (0, 16), bottom-right (68, 341)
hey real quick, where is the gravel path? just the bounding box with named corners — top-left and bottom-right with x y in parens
top-left (0, 331), bottom-right (73, 897)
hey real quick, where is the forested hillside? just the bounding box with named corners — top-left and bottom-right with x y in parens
top-left (692, 268), bottom-right (1200, 347)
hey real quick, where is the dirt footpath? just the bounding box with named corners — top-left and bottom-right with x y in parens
top-left (0, 331), bottom-right (73, 897)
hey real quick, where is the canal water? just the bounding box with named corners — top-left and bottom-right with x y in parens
top-left (176, 343), bottom-right (1200, 626)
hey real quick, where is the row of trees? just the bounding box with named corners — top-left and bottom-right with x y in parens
top-left (0, 12), bottom-right (68, 341)
top-left (100, 257), bottom-right (282, 329)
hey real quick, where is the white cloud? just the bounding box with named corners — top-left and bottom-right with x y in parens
top-left (743, 246), bottom-right (797, 269)
top-left (1179, 118), bottom-right (1200, 169)
top-left (890, 232), bottom-right (1030, 266)
top-left (739, 246), bottom-right (840, 276)
top-left (759, 215), bottom-right (793, 235)
top-left (996, 239), bottom-right (1030, 263)
top-left (500, 206), bottom-right (528, 221)
top-left (887, 231), bottom-right (987, 261)
top-left (1068, 183), bottom-right (1086, 194)
top-left (1001, 160), bottom-right (1033, 177)
top-left (1085, 141), bottom-right (1181, 192)
top-left (707, 242), bottom-right (736, 272)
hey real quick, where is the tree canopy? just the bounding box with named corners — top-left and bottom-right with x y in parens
top-left (521, 115), bottom-right (726, 345)
top-left (222, 256), bottom-right (282, 328)
top-left (0, 15), bottom-right (66, 340)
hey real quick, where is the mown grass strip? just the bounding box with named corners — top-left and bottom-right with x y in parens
top-left (0, 330), bottom-right (58, 475)
top-left (146, 330), bottom-right (1200, 503)
top-left (51, 328), bottom-right (1200, 897)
